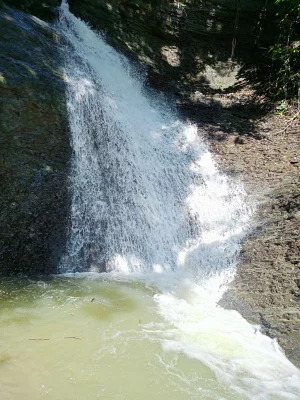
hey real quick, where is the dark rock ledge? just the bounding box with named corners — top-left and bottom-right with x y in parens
top-left (0, 5), bottom-right (70, 275)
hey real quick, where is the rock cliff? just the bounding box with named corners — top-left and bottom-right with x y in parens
top-left (0, 5), bottom-right (70, 275)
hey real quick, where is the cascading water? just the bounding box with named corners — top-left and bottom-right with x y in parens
top-left (58, 0), bottom-right (249, 282)
top-left (53, 2), bottom-right (300, 399)
top-left (2, 2), bottom-right (300, 400)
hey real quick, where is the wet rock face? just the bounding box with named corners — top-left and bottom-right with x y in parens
top-left (215, 114), bottom-right (300, 367)
top-left (69, 0), bottom-right (276, 94)
top-left (3, 0), bottom-right (61, 21)
top-left (0, 6), bottom-right (70, 275)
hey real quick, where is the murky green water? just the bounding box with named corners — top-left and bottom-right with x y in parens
top-left (0, 275), bottom-right (299, 400)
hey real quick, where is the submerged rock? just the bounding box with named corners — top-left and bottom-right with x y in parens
top-left (0, 5), bottom-right (70, 275)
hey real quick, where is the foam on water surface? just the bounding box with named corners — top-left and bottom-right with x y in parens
top-left (0, 275), bottom-right (300, 400)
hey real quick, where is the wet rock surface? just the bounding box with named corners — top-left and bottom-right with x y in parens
top-left (214, 111), bottom-right (300, 367)
top-left (3, 0), bottom-right (61, 21)
top-left (0, 6), bottom-right (70, 275)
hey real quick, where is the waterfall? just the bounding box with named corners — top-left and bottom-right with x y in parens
top-left (57, 1), bottom-right (250, 288)
top-left (54, 3), bottom-right (300, 399)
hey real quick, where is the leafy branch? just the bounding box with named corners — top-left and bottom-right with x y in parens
top-left (269, 0), bottom-right (300, 99)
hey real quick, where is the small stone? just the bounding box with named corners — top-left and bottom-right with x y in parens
top-left (293, 211), bottom-right (300, 220)
top-left (235, 136), bottom-right (245, 145)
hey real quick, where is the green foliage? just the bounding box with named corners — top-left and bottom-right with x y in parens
top-left (276, 99), bottom-right (289, 115)
top-left (269, 0), bottom-right (300, 99)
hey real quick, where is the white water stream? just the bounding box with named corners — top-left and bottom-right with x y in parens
top-left (1, 1), bottom-right (300, 399)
